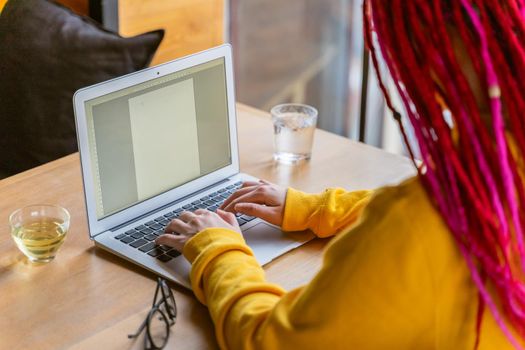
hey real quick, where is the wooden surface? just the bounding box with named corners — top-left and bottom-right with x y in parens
top-left (0, 0), bottom-right (88, 14)
top-left (0, 104), bottom-right (415, 350)
top-left (55, 0), bottom-right (89, 15)
top-left (119, 0), bottom-right (224, 66)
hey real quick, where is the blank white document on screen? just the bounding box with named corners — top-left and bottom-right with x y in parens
top-left (128, 78), bottom-right (201, 200)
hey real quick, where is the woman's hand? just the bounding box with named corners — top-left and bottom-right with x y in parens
top-left (219, 180), bottom-right (287, 226)
top-left (155, 209), bottom-right (241, 252)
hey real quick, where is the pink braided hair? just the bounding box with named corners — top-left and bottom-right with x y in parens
top-left (363, 0), bottom-right (525, 348)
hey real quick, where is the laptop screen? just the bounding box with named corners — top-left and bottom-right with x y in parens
top-left (84, 58), bottom-right (232, 220)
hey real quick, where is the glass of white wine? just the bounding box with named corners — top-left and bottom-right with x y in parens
top-left (9, 204), bottom-right (70, 263)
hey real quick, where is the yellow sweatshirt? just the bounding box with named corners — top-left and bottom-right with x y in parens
top-left (183, 176), bottom-right (521, 349)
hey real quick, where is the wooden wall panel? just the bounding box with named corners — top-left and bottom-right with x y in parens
top-left (55, 0), bottom-right (89, 15)
top-left (119, 0), bottom-right (224, 66)
top-left (0, 0), bottom-right (88, 16)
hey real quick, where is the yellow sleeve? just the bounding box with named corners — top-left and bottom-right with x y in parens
top-left (184, 179), bottom-right (440, 350)
top-left (282, 188), bottom-right (372, 237)
top-left (183, 228), bottom-right (286, 349)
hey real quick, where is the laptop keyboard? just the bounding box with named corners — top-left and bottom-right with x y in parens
top-left (114, 181), bottom-right (257, 262)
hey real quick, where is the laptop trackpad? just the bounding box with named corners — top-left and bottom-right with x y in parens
top-left (243, 222), bottom-right (313, 265)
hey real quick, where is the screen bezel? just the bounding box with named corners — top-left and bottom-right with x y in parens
top-left (73, 45), bottom-right (239, 237)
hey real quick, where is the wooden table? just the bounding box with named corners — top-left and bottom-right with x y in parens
top-left (0, 104), bottom-right (415, 349)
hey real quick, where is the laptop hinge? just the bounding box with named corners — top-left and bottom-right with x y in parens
top-left (104, 177), bottom-right (232, 234)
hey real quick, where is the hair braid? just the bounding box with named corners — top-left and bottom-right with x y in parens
top-left (364, 0), bottom-right (525, 348)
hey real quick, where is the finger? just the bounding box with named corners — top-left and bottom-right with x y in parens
top-left (219, 185), bottom-right (258, 210)
top-left (155, 234), bottom-right (187, 252)
top-left (194, 209), bottom-right (210, 215)
top-left (178, 211), bottom-right (196, 222)
top-left (220, 185), bottom-right (257, 207)
top-left (223, 189), bottom-right (269, 212)
top-left (241, 181), bottom-right (259, 188)
top-left (216, 209), bottom-right (237, 226)
top-left (234, 202), bottom-right (281, 225)
top-left (165, 218), bottom-right (194, 235)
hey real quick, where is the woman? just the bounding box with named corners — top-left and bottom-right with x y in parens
top-left (156, 1), bottom-right (525, 348)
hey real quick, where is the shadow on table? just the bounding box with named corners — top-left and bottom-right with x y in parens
top-left (254, 158), bottom-right (312, 188)
top-left (85, 247), bottom-right (218, 349)
top-left (0, 252), bottom-right (29, 279)
top-left (86, 245), bottom-right (193, 296)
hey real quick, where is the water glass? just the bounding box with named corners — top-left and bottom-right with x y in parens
top-left (271, 103), bottom-right (318, 164)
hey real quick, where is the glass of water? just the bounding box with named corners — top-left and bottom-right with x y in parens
top-left (271, 103), bottom-right (318, 164)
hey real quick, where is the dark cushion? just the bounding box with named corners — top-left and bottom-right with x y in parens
top-left (0, 0), bottom-right (164, 176)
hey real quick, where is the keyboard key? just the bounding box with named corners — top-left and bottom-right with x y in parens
top-left (191, 200), bottom-right (201, 205)
top-left (174, 208), bottom-right (183, 214)
top-left (204, 200), bottom-right (215, 206)
top-left (226, 185), bottom-right (235, 190)
top-left (147, 249), bottom-right (162, 257)
top-left (140, 228), bottom-right (154, 235)
top-left (145, 220), bottom-right (156, 226)
top-left (150, 245), bottom-right (165, 252)
top-left (218, 188), bottom-right (227, 193)
top-left (219, 193), bottom-right (230, 199)
top-left (157, 219), bottom-right (169, 226)
top-left (159, 245), bottom-right (171, 252)
top-left (196, 203), bottom-right (208, 209)
top-left (200, 195), bottom-right (211, 200)
top-left (208, 205), bottom-right (218, 212)
top-left (241, 215), bottom-right (256, 221)
top-left (115, 233), bottom-right (126, 240)
top-left (120, 236), bottom-right (134, 244)
top-left (157, 255), bottom-right (172, 262)
top-left (130, 239), bottom-right (148, 248)
top-left (237, 218), bottom-right (247, 226)
top-left (150, 223), bottom-right (163, 230)
top-left (125, 229), bottom-right (136, 235)
top-left (210, 191), bottom-right (219, 196)
top-left (234, 181), bottom-right (243, 186)
top-left (131, 232), bottom-right (144, 239)
top-left (153, 231), bottom-right (164, 237)
top-left (164, 213), bottom-right (175, 219)
top-left (139, 242), bottom-right (157, 252)
top-left (136, 225), bottom-right (147, 231)
top-left (211, 197), bottom-right (223, 203)
top-left (182, 204), bottom-right (192, 210)
top-left (144, 234), bottom-right (157, 241)
top-left (167, 250), bottom-right (181, 258)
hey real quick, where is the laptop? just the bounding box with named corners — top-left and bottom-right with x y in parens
top-left (73, 44), bottom-right (314, 289)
